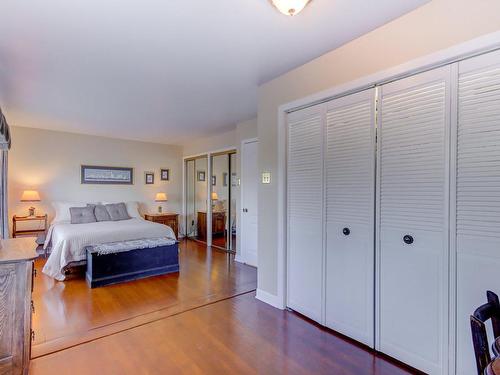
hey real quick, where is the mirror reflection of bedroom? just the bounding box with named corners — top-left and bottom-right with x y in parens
top-left (185, 155), bottom-right (208, 243)
top-left (210, 151), bottom-right (237, 252)
top-left (184, 151), bottom-right (237, 253)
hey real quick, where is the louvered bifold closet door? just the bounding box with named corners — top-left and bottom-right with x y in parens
top-left (455, 50), bottom-right (500, 375)
top-left (325, 89), bottom-right (375, 347)
top-left (287, 104), bottom-right (324, 323)
top-left (378, 66), bottom-right (450, 375)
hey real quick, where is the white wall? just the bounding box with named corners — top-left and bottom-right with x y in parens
top-left (257, 0), bottom-right (500, 296)
top-left (182, 129), bottom-right (237, 157)
top-left (9, 126), bottom-right (183, 232)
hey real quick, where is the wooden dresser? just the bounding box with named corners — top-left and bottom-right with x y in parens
top-left (0, 237), bottom-right (38, 375)
top-left (144, 213), bottom-right (179, 238)
top-left (197, 211), bottom-right (226, 241)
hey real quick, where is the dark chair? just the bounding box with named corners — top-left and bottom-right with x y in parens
top-left (471, 291), bottom-right (500, 375)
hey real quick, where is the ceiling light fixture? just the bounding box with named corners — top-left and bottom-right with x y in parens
top-left (270, 0), bottom-right (311, 16)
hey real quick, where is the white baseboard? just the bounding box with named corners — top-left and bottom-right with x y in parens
top-left (234, 254), bottom-right (244, 264)
top-left (256, 289), bottom-right (285, 310)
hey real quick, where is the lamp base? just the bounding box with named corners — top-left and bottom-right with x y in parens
top-left (158, 206), bottom-right (163, 214)
top-left (28, 207), bottom-right (36, 217)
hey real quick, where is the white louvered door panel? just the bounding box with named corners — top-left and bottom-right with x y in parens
top-left (287, 104), bottom-right (324, 323)
top-left (455, 50), bottom-right (500, 375)
top-left (378, 66), bottom-right (450, 375)
top-left (325, 89), bottom-right (375, 347)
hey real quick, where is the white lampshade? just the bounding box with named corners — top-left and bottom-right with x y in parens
top-left (211, 192), bottom-right (219, 201)
top-left (270, 0), bottom-right (311, 16)
top-left (21, 190), bottom-right (41, 202)
top-left (155, 192), bottom-right (168, 202)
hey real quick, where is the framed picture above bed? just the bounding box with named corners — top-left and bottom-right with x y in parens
top-left (81, 165), bottom-right (134, 185)
top-left (145, 172), bottom-right (155, 184)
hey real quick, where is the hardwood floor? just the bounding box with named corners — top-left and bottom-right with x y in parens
top-left (211, 234), bottom-right (236, 250)
top-left (31, 291), bottom-right (415, 375)
top-left (31, 239), bottom-right (417, 374)
top-left (31, 239), bottom-right (257, 357)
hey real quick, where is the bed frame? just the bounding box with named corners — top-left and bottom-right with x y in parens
top-left (85, 242), bottom-right (179, 288)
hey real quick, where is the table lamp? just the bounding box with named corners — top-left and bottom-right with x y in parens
top-left (211, 191), bottom-right (218, 210)
top-left (21, 190), bottom-right (40, 217)
top-left (155, 192), bottom-right (168, 213)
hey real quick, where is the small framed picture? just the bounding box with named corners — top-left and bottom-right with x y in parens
top-left (197, 171), bottom-right (205, 181)
top-left (212, 175), bottom-right (216, 186)
top-left (223, 172), bottom-right (228, 187)
top-left (160, 169), bottom-right (170, 181)
top-left (145, 172), bottom-right (154, 184)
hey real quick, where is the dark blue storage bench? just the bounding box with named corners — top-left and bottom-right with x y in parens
top-left (85, 241), bottom-right (179, 288)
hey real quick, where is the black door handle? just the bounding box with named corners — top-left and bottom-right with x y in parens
top-left (343, 228), bottom-right (350, 236)
top-left (403, 235), bottom-right (414, 245)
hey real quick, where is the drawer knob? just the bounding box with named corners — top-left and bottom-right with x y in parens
top-left (342, 228), bottom-right (350, 236)
top-left (403, 235), bottom-right (414, 245)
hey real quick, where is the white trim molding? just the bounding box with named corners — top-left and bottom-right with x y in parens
top-left (273, 30), bottom-right (500, 317)
top-left (256, 289), bottom-right (285, 310)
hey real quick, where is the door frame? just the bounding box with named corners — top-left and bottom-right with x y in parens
top-left (237, 137), bottom-right (259, 266)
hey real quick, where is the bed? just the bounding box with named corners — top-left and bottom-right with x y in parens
top-left (43, 217), bottom-right (176, 281)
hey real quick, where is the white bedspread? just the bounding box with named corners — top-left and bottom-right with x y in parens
top-left (42, 218), bottom-right (176, 281)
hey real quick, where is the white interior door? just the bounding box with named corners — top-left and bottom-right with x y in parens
top-left (325, 89), bottom-right (375, 347)
top-left (455, 49), bottom-right (500, 375)
top-left (287, 104), bottom-right (324, 323)
top-left (377, 66), bottom-right (450, 375)
top-left (240, 139), bottom-right (259, 267)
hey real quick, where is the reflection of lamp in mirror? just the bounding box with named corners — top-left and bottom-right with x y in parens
top-left (211, 191), bottom-right (218, 210)
top-left (21, 190), bottom-right (41, 217)
top-left (155, 192), bottom-right (168, 213)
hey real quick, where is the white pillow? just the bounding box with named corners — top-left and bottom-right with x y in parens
top-left (102, 201), bottom-right (142, 219)
top-left (126, 201), bottom-right (142, 218)
top-left (52, 201), bottom-right (89, 223)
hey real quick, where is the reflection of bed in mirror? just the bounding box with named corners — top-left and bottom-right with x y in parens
top-left (197, 211), bottom-right (226, 241)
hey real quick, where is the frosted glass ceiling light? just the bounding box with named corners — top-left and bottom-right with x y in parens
top-left (271, 0), bottom-right (311, 16)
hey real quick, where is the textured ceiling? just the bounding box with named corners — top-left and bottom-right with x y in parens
top-left (0, 0), bottom-right (428, 144)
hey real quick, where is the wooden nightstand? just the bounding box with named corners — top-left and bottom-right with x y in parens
top-left (144, 213), bottom-right (179, 238)
top-left (13, 214), bottom-right (48, 238)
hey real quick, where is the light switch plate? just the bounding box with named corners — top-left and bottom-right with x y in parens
top-left (262, 172), bottom-right (271, 184)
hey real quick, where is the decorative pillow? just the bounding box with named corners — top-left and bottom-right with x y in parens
top-left (87, 204), bottom-right (112, 222)
top-left (69, 206), bottom-right (97, 224)
top-left (52, 201), bottom-right (89, 222)
top-left (102, 201), bottom-right (142, 219)
top-left (105, 202), bottom-right (131, 221)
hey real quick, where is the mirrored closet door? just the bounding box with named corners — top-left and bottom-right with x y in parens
top-left (210, 150), bottom-right (237, 252)
top-left (185, 155), bottom-right (208, 242)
